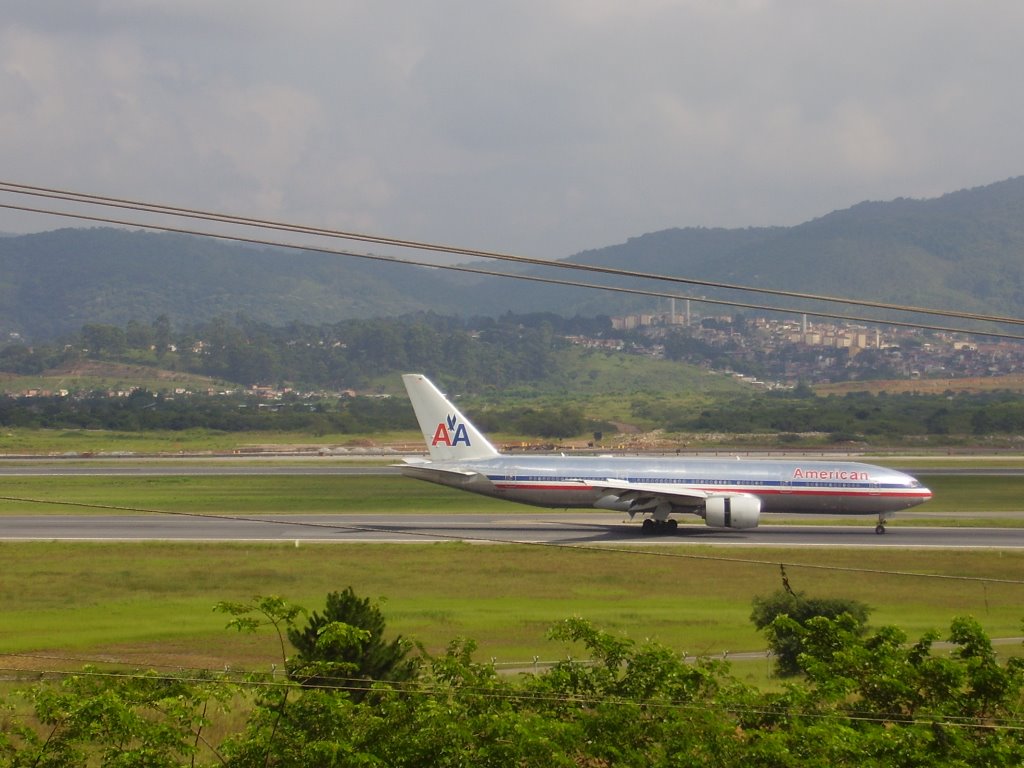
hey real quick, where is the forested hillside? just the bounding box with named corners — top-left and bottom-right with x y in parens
top-left (0, 228), bottom-right (464, 339)
top-left (464, 176), bottom-right (1024, 321)
top-left (0, 313), bottom-right (608, 391)
top-left (2, 176), bottom-right (1023, 339)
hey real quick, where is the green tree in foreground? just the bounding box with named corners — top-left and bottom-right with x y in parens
top-left (755, 614), bottom-right (1024, 766)
top-left (751, 572), bottom-right (871, 676)
top-left (286, 587), bottom-right (418, 700)
top-left (5, 668), bottom-right (227, 767)
top-left (2, 596), bottom-right (1024, 766)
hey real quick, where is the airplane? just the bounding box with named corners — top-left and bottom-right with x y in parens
top-left (399, 373), bottom-right (932, 534)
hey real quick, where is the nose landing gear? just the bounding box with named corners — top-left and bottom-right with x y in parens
top-left (875, 513), bottom-right (889, 535)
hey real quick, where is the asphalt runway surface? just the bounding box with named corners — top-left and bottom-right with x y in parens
top-left (3, 512), bottom-right (1023, 548)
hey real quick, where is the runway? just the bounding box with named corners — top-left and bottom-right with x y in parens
top-left (2, 460), bottom-right (1022, 548)
top-left (2, 512), bottom-right (1023, 548)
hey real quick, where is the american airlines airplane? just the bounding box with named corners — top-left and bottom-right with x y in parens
top-left (400, 374), bottom-right (932, 534)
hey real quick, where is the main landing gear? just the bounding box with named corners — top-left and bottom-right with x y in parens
top-left (640, 502), bottom-right (678, 535)
top-left (641, 518), bottom-right (678, 534)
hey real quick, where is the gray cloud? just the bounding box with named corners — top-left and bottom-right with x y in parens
top-left (1, 1), bottom-right (1022, 260)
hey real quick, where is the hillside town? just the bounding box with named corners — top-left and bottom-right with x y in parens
top-left (4, 306), bottom-right (1024, 403)
top-left (591, 305), bottom-right (1024, 388)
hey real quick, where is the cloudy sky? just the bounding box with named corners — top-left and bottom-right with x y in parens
top-left (1, 1), bottom-right (1022, 259)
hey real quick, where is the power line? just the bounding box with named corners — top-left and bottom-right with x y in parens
top-left (2, 198), bottom-right (1024, 340)
top-left (2, 659), bottom-right (1023, 732)
top-left (3, 180), bottom-right (1024, 331)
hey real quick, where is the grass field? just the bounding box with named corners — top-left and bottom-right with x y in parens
top-left (1, 541), bottom-right (1021, 679)
top-left (0, 427), bottom-right (426, 455)
top-left (0, 471), bottom-right (1021, 517)
top-left (0, 474), bottom-right (480, 515)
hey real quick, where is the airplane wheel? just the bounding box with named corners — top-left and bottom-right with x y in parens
top-left (641, 519), bottom-right (676, 535)
top-left (875, 523), bottom-right (886, 535)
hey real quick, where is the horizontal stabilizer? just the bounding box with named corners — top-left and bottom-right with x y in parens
top-left (395, 460), bottom-right (481, 478)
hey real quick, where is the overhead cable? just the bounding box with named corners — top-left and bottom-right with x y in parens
top-left (2, 199), bottom-right (1023, 340)
top-left (2, 180), bottom-right (1024, 330)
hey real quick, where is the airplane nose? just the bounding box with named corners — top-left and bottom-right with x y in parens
top-left (913, 481), bottom-right (932, 504)
top-left (903, 474), bottom-right (931, 505)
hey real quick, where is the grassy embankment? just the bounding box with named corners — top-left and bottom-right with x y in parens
top-left (1, 541), bottom-right (1021, 683)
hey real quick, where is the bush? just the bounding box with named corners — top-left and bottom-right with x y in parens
top-left (751, 587), bottom-right (871, 676)
top-left (286, 587), bottom-right (418, 700)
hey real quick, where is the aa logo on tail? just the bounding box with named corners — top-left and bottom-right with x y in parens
top-left (432, 414), bottom-right (471, 447)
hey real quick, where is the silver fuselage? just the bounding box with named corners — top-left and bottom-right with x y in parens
top-left (401, 455), bottom-right (931, 516)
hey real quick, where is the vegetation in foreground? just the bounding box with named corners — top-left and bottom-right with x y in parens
top-left (2, 590), bottom-right (1022, 766)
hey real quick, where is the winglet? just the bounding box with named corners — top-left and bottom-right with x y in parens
top-left (402, 374), bottom-right (501, 462)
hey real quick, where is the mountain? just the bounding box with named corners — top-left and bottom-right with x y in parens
top-left (2, 176), bottom-right (1023, 339)
top-left (0, 228), bottom-right (468, 339)
top-left (458, 177), bottom-right (1024, 323)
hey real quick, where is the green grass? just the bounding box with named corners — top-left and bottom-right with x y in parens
top-left (879, 457), bottom-right (1024, 469)
top-left (0, 475), bottom-right (504, 515)
top-left (0, 427), bottom-right (425, 455)
top-left (0, 541), bottom-right (1021, 673)
top-left (362, 349), bottom-right (754, 432)
top-left (2, 471), bottom-right (1023, 517)
top-left (916, 474), bottom-right (1024, 512)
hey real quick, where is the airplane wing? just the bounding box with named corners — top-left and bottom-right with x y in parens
top-left (580, 478), bottom-right (708, 511)
top-left (581, 478), bottom-right (762, 529)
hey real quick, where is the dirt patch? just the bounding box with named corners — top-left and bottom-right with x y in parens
top-left (44, 360), bottom-right (208, 381)
top-left (817, 374), bottom-right (1024, 396)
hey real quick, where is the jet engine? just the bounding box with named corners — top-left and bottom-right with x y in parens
top-left (704, 494), bottom-right (761, 529)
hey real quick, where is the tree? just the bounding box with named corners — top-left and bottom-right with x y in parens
top-left (4, 603), bottom-right (1024, 765)
top-left (286, 588), bottom-right (417, 701)
top-left (0, 343), bottom-right (44, 374)
top-left (153, 314), bottom-right (172, 359)
top-left (10, 667), bottom-right (224, 766)
top-left (751, 573), bottom-right (871, 676)
top-left (81, 323), bottom-right (127, 358)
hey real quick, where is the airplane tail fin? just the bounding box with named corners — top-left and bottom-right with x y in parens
top-left (402, 374), bottom-right (501, 462)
